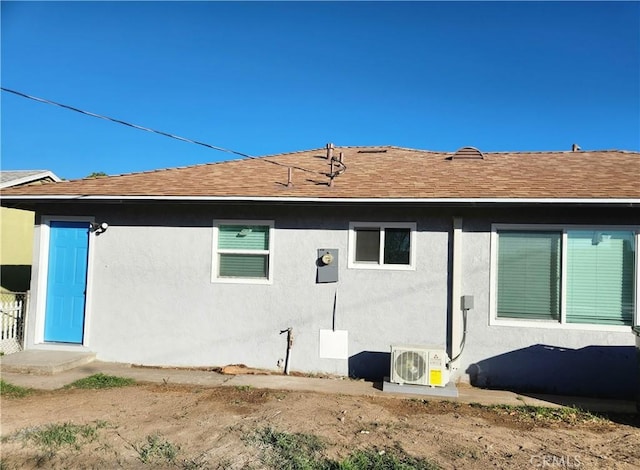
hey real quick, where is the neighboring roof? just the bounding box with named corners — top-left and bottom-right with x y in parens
top-left (0, 170), bottom-right (61, 189)
top-left (1, 146), bottom-right (639, 203)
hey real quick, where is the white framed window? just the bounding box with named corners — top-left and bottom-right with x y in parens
top-left (490, 224), bottom-right (639, 331)
top-left (212, 220), bottom-right (274, 284)
top-left (348, 222), bottom-right (416, 270)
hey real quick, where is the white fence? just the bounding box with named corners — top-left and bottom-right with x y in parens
top-left (1, 292), bottom-right (27, 355)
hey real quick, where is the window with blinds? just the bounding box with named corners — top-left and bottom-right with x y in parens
top-left (496, 231), bottom-right (561, 320)
top-left (213, 221), bottom-right (273, 283)
top-left (494, 226), bottom-right (637, 327)
top-left (566, 231), bottom-right (635, 326)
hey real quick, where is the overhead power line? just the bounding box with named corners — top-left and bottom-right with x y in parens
top-left (1, 87), bottom-right (255, 159)
top-left (1, 87), bottom-right (335, 177)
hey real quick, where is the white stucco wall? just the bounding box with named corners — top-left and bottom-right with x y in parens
top-left (456, 215), bottom-right (637, 398)
top-left (27, 205), bottom-right (449, 378)
top-left (25, 204), bottom-right (638, 397)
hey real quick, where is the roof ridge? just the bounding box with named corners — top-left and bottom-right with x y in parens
top-left (39, 146), bottom-right (640, 184)
top-left (75, 147), bottom-right (332, 180)
top-left (379, 145), bottom-right (445, 154)
top-left (328, 144), bottom-right (446, 154)
top-left (62, 157), bottom-right (261, 182)
top-left (486, 149), bottom-right (638, 155)
top-left (257, 147), bottom-right (325, 158)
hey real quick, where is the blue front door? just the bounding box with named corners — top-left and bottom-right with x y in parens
top-left (44, 221), bottom-right (90, 343)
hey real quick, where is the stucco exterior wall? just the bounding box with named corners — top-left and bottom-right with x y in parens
top-left (25, 203), bottom-right (638, 397)
top-left (456, 213), bottom-right (637, 398)
top-left (27, 205), bottom-right (450, 379)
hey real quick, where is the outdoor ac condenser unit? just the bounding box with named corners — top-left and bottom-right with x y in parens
top-left (390, 345), bottom-right (450, 387)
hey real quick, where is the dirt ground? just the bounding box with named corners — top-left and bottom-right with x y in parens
top-left (1, 382), bottom-right (639, 469)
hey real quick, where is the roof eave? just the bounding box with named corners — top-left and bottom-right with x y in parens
top-left (1, 195), bottom-right (639, 206)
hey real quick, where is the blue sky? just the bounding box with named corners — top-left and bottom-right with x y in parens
top-left (2, 1), bottom-right (639, 180)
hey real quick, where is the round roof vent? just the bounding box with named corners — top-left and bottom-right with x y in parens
top-left (451, 146), bottom-right (484, 160)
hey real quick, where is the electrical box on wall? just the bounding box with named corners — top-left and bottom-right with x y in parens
top-left (319, 329), bottom-right (348, 359)
top-left (317, 249), bottom-right (338, 283)
top-left (461, 295), bottom-right (474, 310)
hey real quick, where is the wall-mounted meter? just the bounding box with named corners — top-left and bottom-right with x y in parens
top-left (317, 249), bottom-right (338, 283)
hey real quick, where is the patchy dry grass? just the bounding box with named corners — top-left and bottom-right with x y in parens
top-left (134, 433), bottom-right (179, 465)
top-left (247, 427), bottom-right (441, 469)
top-left (470, 403), bottom-right (612, 426)
top-left (7, 420), bottom-right (109, 454)
top-left (64, 373), bottom-right (135, 390)
top-left (0, 380), bottom-right (33, 398)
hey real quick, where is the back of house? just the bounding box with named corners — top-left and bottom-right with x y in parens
top-left (2, 145), bottom-right (639, 399)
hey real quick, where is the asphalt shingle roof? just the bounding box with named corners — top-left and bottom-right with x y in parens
top-left (1, 146), bottom-right (639, 200)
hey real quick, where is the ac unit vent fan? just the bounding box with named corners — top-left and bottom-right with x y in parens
top-left (394, 350), bottom-right (426, 383)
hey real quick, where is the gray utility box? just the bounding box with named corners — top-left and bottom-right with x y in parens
top-left (461, 295), bottom-right (474, 310)
top-left (317, 249), bottom-right (338, 283)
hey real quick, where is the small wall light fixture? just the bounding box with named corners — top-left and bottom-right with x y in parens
top-left (91, 222), bottom-right (109, 234)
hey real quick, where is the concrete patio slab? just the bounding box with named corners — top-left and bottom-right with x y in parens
top-left (382, 379), bottom-right (459, 398)
top-left (0, 350), bottom-right (96, 375)
top-left (0, 356), bottom-right (636, 414)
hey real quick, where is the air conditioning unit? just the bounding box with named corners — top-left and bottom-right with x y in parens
top-left (390, 345), bottom-right (450, 387)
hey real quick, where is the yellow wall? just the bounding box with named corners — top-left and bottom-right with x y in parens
top-left (0, 207), bottom-right (35, 265)
top-left (0, 207), bottom-right (35, 292)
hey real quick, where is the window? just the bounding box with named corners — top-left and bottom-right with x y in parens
top-left (496, 231), bottom-right (561, 321)
top-left (212, 220), bottom-right (273, 283)
top-left (491, 225), bottom-right (638, 329)
top-left (565, 230), bottom-right (635, 325)
top-left (348, 222), bottom-right (416, 269)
